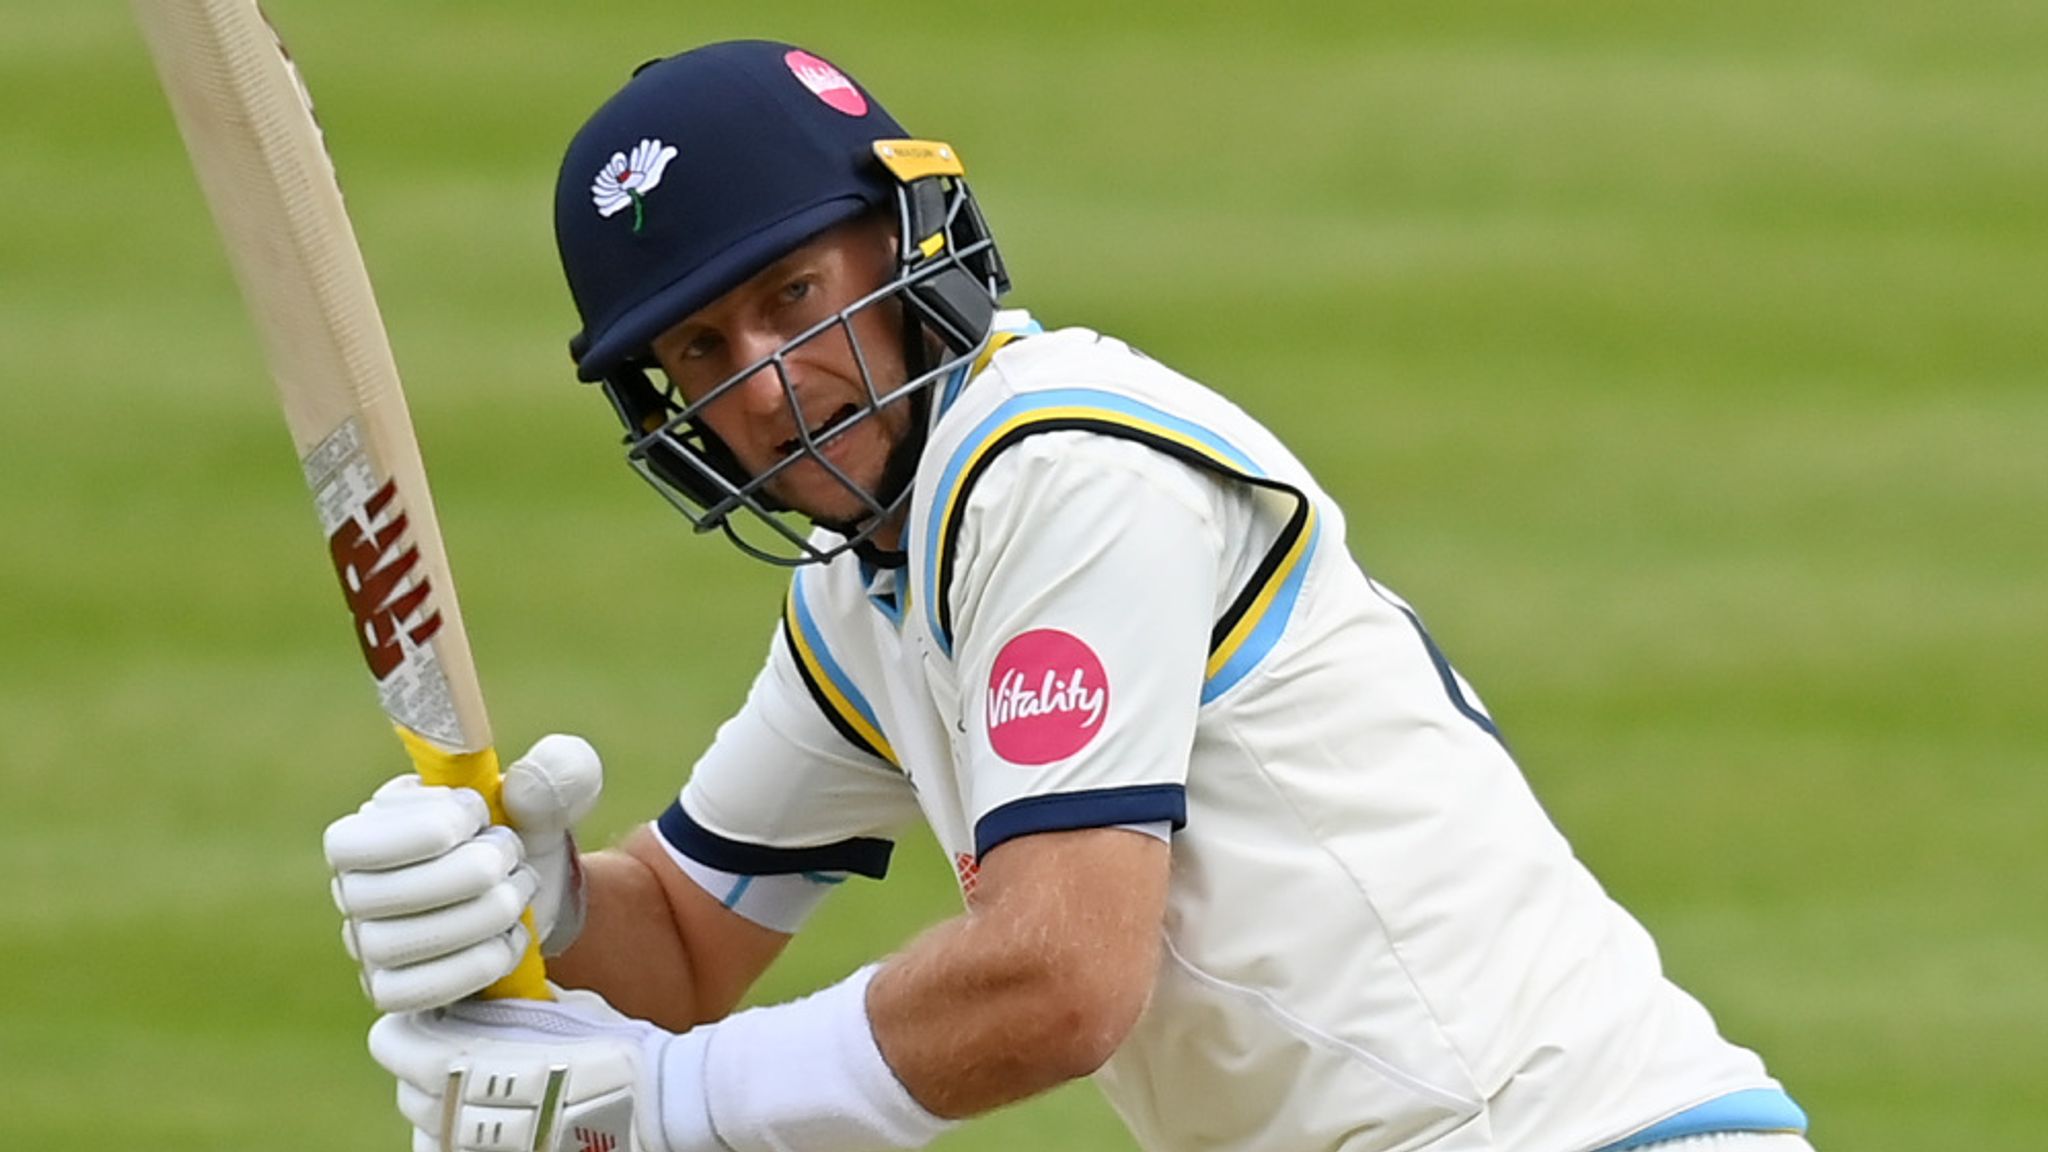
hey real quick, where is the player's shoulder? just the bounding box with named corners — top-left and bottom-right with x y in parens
top-left (975, 320), bottom-right (1136, 384)
top-left (937, 319), bottom-right (1156, 421)
top-left (928, 316), bottom-right (1203, 466)
top-left (924, 311), bottom-right (1302, 497)
top-left (919, 319), bottom-right (1170, 529)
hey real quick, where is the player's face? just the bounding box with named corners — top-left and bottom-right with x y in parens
top-left (650, 216), bottom-right (912, 537)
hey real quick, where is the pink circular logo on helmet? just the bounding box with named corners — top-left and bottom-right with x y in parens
top-left (784, 50), bottom-right (868, 117)
top-left (985, 629), bottom-right (1109, 765)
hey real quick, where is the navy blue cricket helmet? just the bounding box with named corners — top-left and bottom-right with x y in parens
top-left (555, 40), bottom-right (1008, 566)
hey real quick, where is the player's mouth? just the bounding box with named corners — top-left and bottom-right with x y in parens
top-left (777, 402), bottom-right (863, 460)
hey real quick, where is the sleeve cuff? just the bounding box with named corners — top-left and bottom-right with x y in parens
top-left (658, 801), bottom-right (895, 879)
top-left (973, 784), bottom-right (1186, 859)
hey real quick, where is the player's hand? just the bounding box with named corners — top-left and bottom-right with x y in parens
top-left (369, 987), bottom-right (719, 1152)
top-left (325, 734), bottom-right (604, 1012)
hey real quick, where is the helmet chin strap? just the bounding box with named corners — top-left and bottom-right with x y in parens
top-left (814, 297), bottom-right (945, 569)
top-left (819, 384), bottom-right (928, 570)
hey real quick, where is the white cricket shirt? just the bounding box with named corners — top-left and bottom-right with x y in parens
top-left (658, 312), bottom-right (1801, 1152)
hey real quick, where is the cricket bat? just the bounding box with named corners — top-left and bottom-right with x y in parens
top-left (133, 0), bottom-right (549, 1001)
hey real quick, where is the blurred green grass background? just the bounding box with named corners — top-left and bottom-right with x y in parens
top-left (3, 2), bottom-right (2043, 1147)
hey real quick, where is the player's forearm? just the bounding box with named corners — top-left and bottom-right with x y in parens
top-left (448, 829), bottom-right (1165, 1152)
top-left (867, 828), bottom-right (1168, 1118)
top-left (548, 823), bottom-right (791, 1031)
top-left (869, 920), bottom-right (1137, 1116)
top-left (547, 840), bottom-right (709, 1030)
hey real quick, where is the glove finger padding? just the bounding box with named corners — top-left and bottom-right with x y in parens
top-left (350, 929), bottom-right (538, 1015)
top-left (500, 734), bottom-right (603, 842)
top-left (351, 865), bottom-right (539, 968)
top-left (333, 827), bottom-right (526, 920)
top-left (329, 737), bottom-right (605, 1012)
top-left (326, 779), bottom-right (492, 871)
top-left (362, 921), bottom-right (535, 1014)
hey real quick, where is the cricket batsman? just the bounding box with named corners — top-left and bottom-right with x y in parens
top-left (324, 39), bottom-right (1815, 1152)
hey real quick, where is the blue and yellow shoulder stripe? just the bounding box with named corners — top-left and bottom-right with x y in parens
top-left (936, 320), bottom-right (1041, 416)
top-left (921, 387), bottom-right (1320, 703)
top-left (781, 569), bottom-right (899, 766)
top-left (1595, 1088), bottom-right (1807, 1151)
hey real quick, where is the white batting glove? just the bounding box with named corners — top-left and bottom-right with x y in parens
top-left (369, 968), bottom-right (950, 1152)
top-left (326, 734), bottom-right (604, 1012)
top-left (368, 987), bottom-right (717, 1152)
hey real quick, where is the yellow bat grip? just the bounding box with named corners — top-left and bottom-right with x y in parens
top-left (394, 726), bottom-right (554, 1002)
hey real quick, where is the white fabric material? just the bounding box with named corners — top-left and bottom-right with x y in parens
top-left (675, 633), bottom-right (924, 855)
top-left (326, 734), bottom-right (603, 1012)
top-left (685, 965), bottom-right (953, 1152)
top-left (1112, 820), bottom-right (1171, 844)
top-left (673, 318), bottom-right (1793, 1151)
top-left (1629, 1136), bottom-right (1816, 1152)
top-left (943, 430), bottom-right (1219, 837)
top-left (369, 987), bottom-right (682, 1152)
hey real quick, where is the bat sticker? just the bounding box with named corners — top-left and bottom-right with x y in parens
top-left (303, 418), bottom-right (465, 747)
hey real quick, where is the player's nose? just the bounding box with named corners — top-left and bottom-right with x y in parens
top-left (724, 329), bottom-right (798, 422)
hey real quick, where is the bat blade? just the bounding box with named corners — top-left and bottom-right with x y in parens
top-left (133, 0), bottom-right (548, 1001)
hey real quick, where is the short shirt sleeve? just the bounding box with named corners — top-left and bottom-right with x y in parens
top-left (945, 431), bottom-right (1226, 859)
top-left (664, 616), bottom-right (922, 880)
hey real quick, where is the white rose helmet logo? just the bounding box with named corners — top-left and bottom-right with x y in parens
top-left (590, 138), bottom-right (679, 234)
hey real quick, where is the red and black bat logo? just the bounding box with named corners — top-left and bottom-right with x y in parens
top-left (326, 479), bottom-right (442, 680)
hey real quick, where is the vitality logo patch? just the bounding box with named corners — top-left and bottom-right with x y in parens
top-left (986, 629), bottom-right (1109, 765)
top-left (784, 50), bottom-right (868, 116)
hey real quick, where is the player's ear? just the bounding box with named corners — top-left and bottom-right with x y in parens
top-left (869, 208), bottom-right (900, 263)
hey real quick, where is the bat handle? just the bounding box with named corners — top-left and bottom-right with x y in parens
top-left (394, 725), bottom-right (554, 1001)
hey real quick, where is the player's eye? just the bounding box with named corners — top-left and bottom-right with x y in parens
top-left (680, 331), bottom-right (721, 360)
top-left (779, 276), bottom-right (814, 305)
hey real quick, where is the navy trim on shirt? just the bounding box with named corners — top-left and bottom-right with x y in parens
top-left (657, 801), bottom-right (894, 879)
top-left (973, 784), bottom-right (1188, 859)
